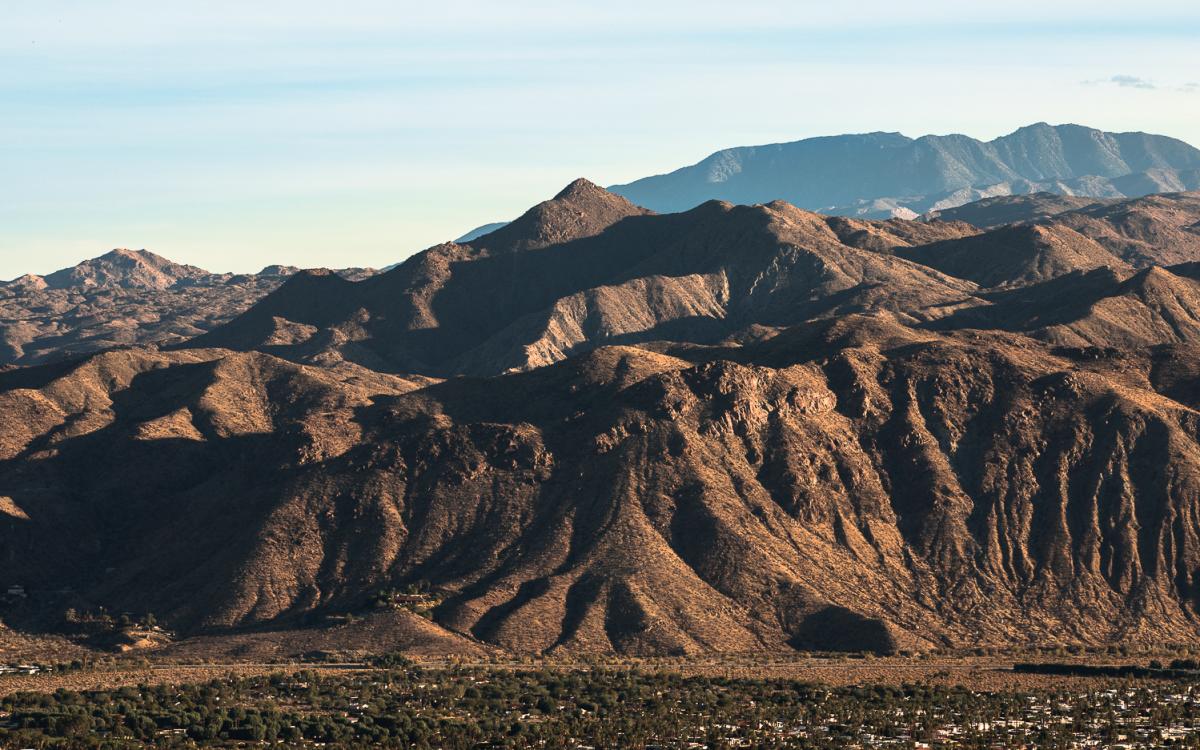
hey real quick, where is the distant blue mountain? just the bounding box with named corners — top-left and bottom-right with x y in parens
top-left (455, 222), bottom-right (509, 243)
top-left (607, 123), bottom-right (1200, 219)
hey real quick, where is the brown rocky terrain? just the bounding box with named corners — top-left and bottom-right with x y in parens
top-left (1045, 193), bottom-right (1200, 267)
top-left (7, 324), bottom-right (1200, 655)
top-left (194, 185), bottom-right (1200, 376)
top-left (192, 179), bottom-right (982, 375)
top-left (6, 184), bottom-right (1200, 658)
top-left (0, 250), bottom-right (376, 366)
top-left (896, 224), bottom-right (1131, 288)
top-left (921, 192), bottom-right (1109, 227)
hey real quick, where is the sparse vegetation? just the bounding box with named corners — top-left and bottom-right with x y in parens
top-left (6, 664), bottom-right (1200, 748)
top-left (367, 582), bottom-right (441, 619)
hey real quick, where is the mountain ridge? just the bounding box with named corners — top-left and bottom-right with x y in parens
top-left (0, 254), bottom-right (378, 367)
top-left (9, 180), bottom-right (1200, 656)
top-left (9, 321), bottom-right (1200, 653)
top-left (189, 183), bottom-right (1200, 379)
top-left (190, 185), bottom-right (983, 376)
top-left (3, 249), bottom-right (212, 292)
top-left (609, 123), bottom-right (1200, 218)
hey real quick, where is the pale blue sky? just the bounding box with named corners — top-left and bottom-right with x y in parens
top-left (3, 1), bottom-right (1200, 279)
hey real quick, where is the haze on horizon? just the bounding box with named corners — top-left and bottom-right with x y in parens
top-left (3, 0), bottom-right (1200, 280)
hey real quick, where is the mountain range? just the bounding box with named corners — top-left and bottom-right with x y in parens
top-left (0, 250), bottom-right (375, 367)
top-left (7, 161), bottom-right (1200, 656)
top-left (189, 182), bottom-right (1200, 375)
top-left (610, 123), bottom-right (1200, 218)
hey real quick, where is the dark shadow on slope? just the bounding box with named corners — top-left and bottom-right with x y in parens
top-left (922, 268), bottom-right (1126, 334)
top-left (0, 350), bottom-right (121, 391)
top-left (176, 201), bottom-right (774, 376)
top-left (416, 207), bottom-right (735, 366)
top-left (549, 574), bottom-right (607, 652)
top-left (0, 364), bottom-right (325, 635)
top-left (788, 606), bottom-right (899, 655)
top-left (468, 577), bottom-right (552, 643)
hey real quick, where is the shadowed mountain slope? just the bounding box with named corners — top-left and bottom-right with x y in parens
top-left (192, 182), bottom-right (980, 376)
top-left (11, 188), bottom-right (1200, 374)
top-left (10, 181), bottom-right (1200, 657)
top-left (896, 224), bottom-right (1132, 288)
top-left (8, 324), bottom-right (1200, 653)
top-left (193, 186), bottom-right (1200, 377)
top-left (1045, 192), bottom-right (1200, 267)
top-left (943, 265), bottom-right (1200, 349)
top-left (921, 192), bottom-right (1110, 228)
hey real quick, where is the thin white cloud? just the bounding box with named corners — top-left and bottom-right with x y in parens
top-left (3, 3), bottom-right (1199, 279)
top-left (1084, 75), bottom-right (1200, 93)
top-left (1113, 74), bottom-right (1157, 89)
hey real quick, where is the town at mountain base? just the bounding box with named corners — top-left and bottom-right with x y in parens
top-left (5, 171), bottom-right (1200, 656)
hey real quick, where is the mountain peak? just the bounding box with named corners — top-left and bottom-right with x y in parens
top-left (1012, 121), bottom-right (1055, 133)
top-left (467, 178), bottom-right (652, 254)
top-left (7, 248), bottom-right (214, 291)
top-left (258, 264), bottom-right (300, 277)
top-left (553, 177), bottom-right (607, 200)
top-left (105, 247), bottom-right (150, 258)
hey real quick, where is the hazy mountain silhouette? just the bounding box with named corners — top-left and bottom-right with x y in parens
top-left (610, 123), bottom-right (1200, 218)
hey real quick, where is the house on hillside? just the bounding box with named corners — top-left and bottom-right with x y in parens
top-left (392, 593), bottom-right (430, 604)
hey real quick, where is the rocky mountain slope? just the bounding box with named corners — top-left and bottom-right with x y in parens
top-left (194, 184), bottom-right (1200, 376)
top-left (7, 323), bottom-right (1200, 654)
top-left (191, 179), bottom-right (981, 375)
top-left (5, 248), bottom-right (211, 292)
top-left (920, 192), bottom-right (1111, 228)
top-left (609, 123), bottom-right (1200, 218)
top-left (6, 183), bottom-right (1200, 656)
top-left (0, 250), bottom-right (376, 366)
